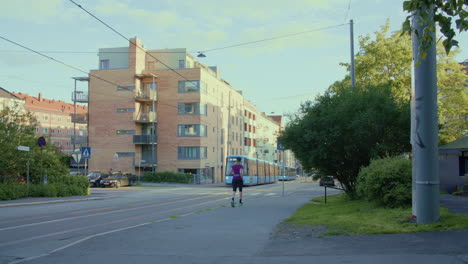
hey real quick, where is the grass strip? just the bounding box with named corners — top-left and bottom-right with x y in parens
top-left (284, 194), bottom-right (468, 237)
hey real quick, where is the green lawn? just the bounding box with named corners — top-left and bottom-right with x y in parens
top-left (284, 194), bottom-right (468, 237)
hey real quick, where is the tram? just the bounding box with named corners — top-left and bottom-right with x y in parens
top-left (225, 155), bottom-right (279, 185)
top-left (278, 166), bottom-right (297, 181)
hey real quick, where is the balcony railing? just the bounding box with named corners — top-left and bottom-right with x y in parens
top-left (71, 135), bottom-right (88, 145)
top-left (72, 91), bottom-right (89, 103)
top-left (134, 89), bottom-right (157, 101)
top-left (133, 134), bottom-right (157, 144)
top-left (71, 113), bottom-right (88, 123)
top-left (134, 160), bottom-right (157, 167)
top-left (133, 111), bottom-right (157, 123)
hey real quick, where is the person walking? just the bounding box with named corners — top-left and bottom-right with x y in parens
top-left (229, 157), bottom-right (244, 207)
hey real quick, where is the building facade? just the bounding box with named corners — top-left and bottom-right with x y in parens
top-left (88, 38), bottom-right (290, 183)
top-left (12, 92), bottom-right (88, 154)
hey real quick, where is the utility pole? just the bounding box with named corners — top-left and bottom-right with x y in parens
top-left (151, 74), bottom-right (157, 174)
top-left (411, 7), bottom-right (440, 224)
top-left (350, 19), bottom-right (356, 87)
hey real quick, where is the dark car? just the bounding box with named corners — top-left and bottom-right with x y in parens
top-left (87, 171), bottom-right (107, 187)
top-left (101, 172), bottom-right (129, 188)
top-left (319, 176), bottom-right (335, 187)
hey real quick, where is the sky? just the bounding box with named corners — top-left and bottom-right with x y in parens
top-left (1, 0), bottom-right (467, 118)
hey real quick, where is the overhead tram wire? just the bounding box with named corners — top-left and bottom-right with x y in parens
top-left (197, 23), bottom-right (348, 55)
top-left (68, 0), bottom-right (206, 93)
top-left (0, 35), bottom-right (212, 124)
top-left (0, 35), bottom-right (123, 90)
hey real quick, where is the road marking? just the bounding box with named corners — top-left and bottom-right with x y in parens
top-left (0, 194), bottom-right (219, 232)
top-left (265, 193), bottom-right (276, 196)
top-left (6, 197), bottom-right (228, 264)
top-left (0, 216), bottom-right (49, 225)
top-left (71, 206), bottom-right (118, 214)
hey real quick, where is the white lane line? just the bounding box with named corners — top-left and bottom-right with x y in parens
top-left (265, 193), bottom-right (276, 196)
top-left (7, 197), bottom-right (228, 264)
top-left (1, 197), bottom-right (228, 248)
top-left (0, 194), bottom-right (219, 232)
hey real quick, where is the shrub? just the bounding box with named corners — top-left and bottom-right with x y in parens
top-left (356, 156), bottom-right (412, 208)
top-left (143, 171), bottom-right (193, 184)
top-left (0, 174), bottom-right (89, 200)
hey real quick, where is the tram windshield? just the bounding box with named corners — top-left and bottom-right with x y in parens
top-left (226, 157), bottom-right (242, 175)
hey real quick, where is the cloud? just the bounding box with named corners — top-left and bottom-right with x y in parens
top-left (0, 0), bottom-right (68, 23)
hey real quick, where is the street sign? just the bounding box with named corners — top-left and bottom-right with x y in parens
top-left (81, 147), bottom-right (91, 159)
top-left (277, 139), bottom-right (285, 151)
top-left (17, 146), bottom-right (30, 151)
top-left (37, 136), bottom-right (46, 147)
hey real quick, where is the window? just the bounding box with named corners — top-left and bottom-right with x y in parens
top-left (116, 152), bottom-right (135, 157)
top-left (178, 103), bottom-right (207, 115)
top-left (178, 81), bottom-right (200, 93)
top-left (178, 124), bottom-right (207, 137)
top-left (58, 129), bottom-right (62, 134)
top-left (117, 108), bottom-right (135, 113)
top-left (51, 129), bottom-right (55, 134)
top-left (179, 60), bottom-right (185, 69)
top-left (116, 130), bottom-right (136, 134)
top-left (43, 115), bottom-right (48, 120)
top-left (42, 128), bottom-right (48, 133)
top-left (117, 86), bottom-right (135, 91)
top-left (35, 127), bottom-right (39, 133)
top-left (178, 147), bottom-right (207, 159)
top-left (144, 82), bottom-right (157, 90)
top-left (100, 60), bottom-right (109, 70)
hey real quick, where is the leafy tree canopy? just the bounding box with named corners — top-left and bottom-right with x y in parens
top-left (0, 105), bottom-right (69, 181)
top-left (281, 84), bottom-right (411, 197)
top-left (338, 21), bottom-right (467, 144)
top-left (402, 0), bottom-right (468, 54)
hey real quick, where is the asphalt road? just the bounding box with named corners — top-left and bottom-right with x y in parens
top-left (1, 180), bottom-right (467, 264)
top-left (0, 180), bottom-right (333, 264)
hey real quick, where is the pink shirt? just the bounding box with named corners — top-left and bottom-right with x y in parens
top-left (231, 164), bottom-right (244, 180)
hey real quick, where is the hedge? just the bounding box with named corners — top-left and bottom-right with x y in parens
top-left (0, 175), bottom-right (89, 201)
top-left (142, 171), bottom-right (193, 184)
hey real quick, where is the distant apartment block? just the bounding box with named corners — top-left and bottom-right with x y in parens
top-left (12, 92), bottom-right (88, 154)
top-left (87, 38), bottom-right (294, 183)
top-left (0, 87), bottom-right (24, 111)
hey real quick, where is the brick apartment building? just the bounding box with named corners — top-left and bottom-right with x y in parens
top-left (87, 38), bottom-right (291, 183)
top-left (12, 92), bottom-right (88, 155)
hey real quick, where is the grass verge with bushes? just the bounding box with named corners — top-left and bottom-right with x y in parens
top-left (284, 194), bottom-right (468, 237)
top-left (0, 175), bottom-right (89, 200)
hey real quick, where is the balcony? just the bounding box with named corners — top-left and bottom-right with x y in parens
top-left (133, 135), bottom-right (157, 144)
top-left (71, 135), bottom-right (88, 145)
top-left (134, 89), bottom-right (157, 101)
top-left (71, 113), bottom-right (88, 123)
top-left (72, 91), bottom-right (88, 103)
top-left (133, 111), bottom-right (157, 123)
top-left (134, 159), bottom-right (157, 167)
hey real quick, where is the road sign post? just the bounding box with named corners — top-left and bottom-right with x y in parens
top-left (17, 146), bottom-right (30, 191)
top-left (81, 147), bottom-right (91, 176)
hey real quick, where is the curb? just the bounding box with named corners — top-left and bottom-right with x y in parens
top-left (0, 196), bottom-right (116, 208)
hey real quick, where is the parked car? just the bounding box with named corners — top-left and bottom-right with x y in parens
top-left (87, 171), bottom-right (107, 187)
top-left (101, 172), bottom-right (129, 188)
top-left (319, 176), bottom-right (335, 187)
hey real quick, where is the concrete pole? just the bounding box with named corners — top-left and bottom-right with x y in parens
top-left (350, 19), bottom-right (356, 87)
top-left (411, 7), bottom-right (440, 224)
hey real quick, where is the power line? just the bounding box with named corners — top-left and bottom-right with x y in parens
top-left (68, 0), bottom-right (205, 93)
top-left (0, 50), bottom-right (187, 54)
top-left (197, 23), bottom-right (348, 54)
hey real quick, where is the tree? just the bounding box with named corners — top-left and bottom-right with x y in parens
top-left (281, 84), bottom-right (411, 197)
top-left (0, 105), bottom-right (69, 182)
top-left (338, 22), bottom-right (467, 144)
top-left (402, 0), bottom-right (468, 54)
